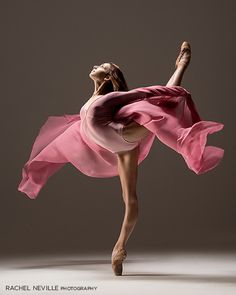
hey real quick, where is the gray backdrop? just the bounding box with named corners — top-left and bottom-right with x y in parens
top-left (1, 0), bottom-right (235, 257)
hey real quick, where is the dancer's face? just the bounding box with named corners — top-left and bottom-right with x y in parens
top-left (89, 62), bottom-right (112, 83)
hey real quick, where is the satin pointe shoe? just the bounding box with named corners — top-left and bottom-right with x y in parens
top-left (111, 248), bottom-right (127, 276)
top-left (175, 41), bottom-right (191, 69)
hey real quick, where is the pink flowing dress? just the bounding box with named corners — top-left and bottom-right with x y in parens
top-left (18, 85), bottom-right (224, 199)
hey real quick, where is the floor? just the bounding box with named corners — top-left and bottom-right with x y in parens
top-left (0, 251), bottom-right (236, 295)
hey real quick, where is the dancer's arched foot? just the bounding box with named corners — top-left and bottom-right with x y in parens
top-left (111, 247), bottom-right (127, 276)
top-left (175, 41), bottom-right (191, 69)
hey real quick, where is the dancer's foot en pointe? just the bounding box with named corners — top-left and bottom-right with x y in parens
top-left (166, 41), bottom-right (191, 87)
top-left (175, 41), bottom-right (191, 69)
top-left (111, 247), bottom-right (127, 276)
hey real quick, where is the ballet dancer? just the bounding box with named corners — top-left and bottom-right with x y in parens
top-left (18, 41), bottom-right (224, 276)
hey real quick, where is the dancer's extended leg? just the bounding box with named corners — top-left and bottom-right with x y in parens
top-left (122, 41), bottom-right (191, 142)
top-left (166, 41), bottom-right (191, 86)
top-left (166, 65), bottom-right (186, 86)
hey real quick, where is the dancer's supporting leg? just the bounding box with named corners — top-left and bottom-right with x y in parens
top-left (114, 146), bottom-right (139, 251)
top-left (112, 145), bottom-right (139, 274)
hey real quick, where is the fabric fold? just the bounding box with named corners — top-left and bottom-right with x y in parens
top-left (18, 85), bottom-right (224, 199)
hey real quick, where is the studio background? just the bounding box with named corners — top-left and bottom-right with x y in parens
top-left (1, 0), bottom-right (235, 257)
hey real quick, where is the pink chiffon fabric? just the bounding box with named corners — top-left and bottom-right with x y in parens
top-left (18, 85), bottom-right (224, 199)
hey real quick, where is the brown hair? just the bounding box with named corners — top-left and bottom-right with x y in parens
top-left (94, 62), bottom-right (129, 95)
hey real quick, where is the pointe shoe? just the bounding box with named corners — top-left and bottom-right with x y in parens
top-left (111, 248), bottom-right (127, 276)
top-left (175, 41), bottom-right (191, 69)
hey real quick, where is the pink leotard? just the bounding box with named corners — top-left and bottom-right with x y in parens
top-left (80, 95), bottom-right (144, 153)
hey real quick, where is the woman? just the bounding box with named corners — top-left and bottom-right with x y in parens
top-left (18, 41), bottom-right (224, 276)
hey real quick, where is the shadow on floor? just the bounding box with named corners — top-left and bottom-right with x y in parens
top-left (8, 259), bottom-right (236, 284)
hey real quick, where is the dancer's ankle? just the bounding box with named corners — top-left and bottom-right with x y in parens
top-left (113, 242), bottom-right (125, 252)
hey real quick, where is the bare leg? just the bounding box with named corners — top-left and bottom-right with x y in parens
top-left (111, 145), bottom-right (139, 275)
top-left (166, 64), bottom-right (186, 86)
top-left (122, 43), bottom-right (191, 143)
top-left (167, 41), bottom-right (191, 86)
top-left (113, 146), bottom-right (139, 251)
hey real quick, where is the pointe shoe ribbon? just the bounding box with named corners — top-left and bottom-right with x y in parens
top-left (175, 41), bottom-right (191, 69)
top-left (111, 248), bottom-right (127, 276)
